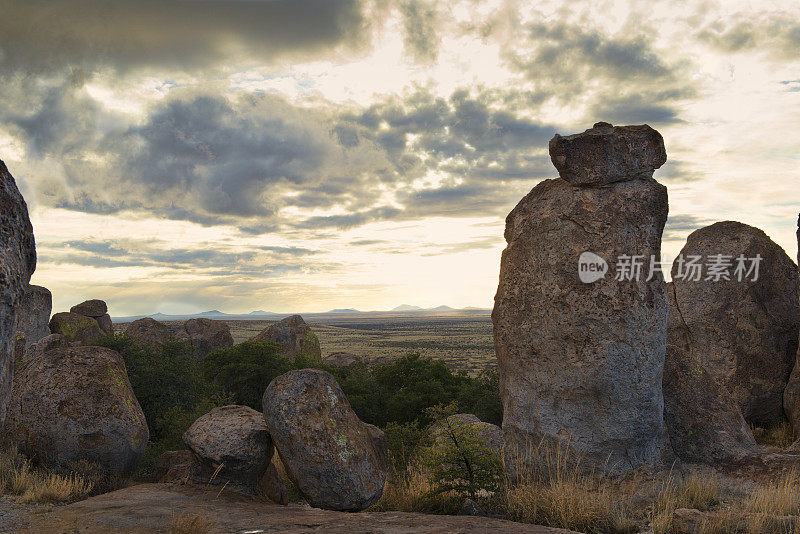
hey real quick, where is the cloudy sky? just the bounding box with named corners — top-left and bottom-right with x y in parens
top-left (1, 0), bottom-right (798, 316)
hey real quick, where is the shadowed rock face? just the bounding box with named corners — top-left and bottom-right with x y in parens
top-left (183, 405), bottom-right (274, 487)
top-left (549, 122), bottom-right (667, 186)
top-left (255, 315), bottom-right (321, 360)
top-left (672, 221), bottom-right (800, 427)
top-left (70, 299), bottom-right (113, 335)
top-left (784, 215), bottom-right (800, 433)
top-left (6, 346), bottom-right (148, 474)
top-left (663, 283), bottom-right (759, 464)
top-left (19, 284), bottom-right (51, 350)
top-left (494, 123), bottom-right (670, 475)
top-left (262, 369), bottom-right (386, 511)
top-left (0, 160), bottom-right (36, 427)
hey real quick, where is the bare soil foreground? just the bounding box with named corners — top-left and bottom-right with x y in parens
top-left (9, 483), bottom-right (574, 534)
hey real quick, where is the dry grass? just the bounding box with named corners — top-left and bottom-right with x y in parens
top-left (370, 464), bottom-right (433, 512)
top-left (169, 511), bottom-right (217, 534)
top-left (742, 469), bottom-right (800, 518)
top-left (751, 421), bottom-right (795, 449)
top-left (0, 446), bottom-right (93, 504)
top-left (650, 472), bottom-right (721, 534)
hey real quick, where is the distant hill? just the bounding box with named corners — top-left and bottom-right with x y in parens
top-left (328, 308), bottom-right (360, 313)
top-left (197, 310), bottom-right (226, 317)
top-left (430, 305), bottom-right (455, 312)
top-left (249, 310), bottom-right (273, 315)
top-left (393, 304), bottom-right (423, 311)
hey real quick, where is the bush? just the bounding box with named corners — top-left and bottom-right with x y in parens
top-left (421, 403), bottom-right (504, 501)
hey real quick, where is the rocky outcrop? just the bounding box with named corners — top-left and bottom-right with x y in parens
top-left (18, 284), bottom-right (51, 350)
top-left (262, 369), bottom-right (386, 511)
top-left (183, 405), bottom-right (274, 487)
top-left (70, 299), bottom-right (113, 335)
top-left (324, 352), bottom-right (362, 367)
top-left (254, 315), bottom-right (321, 360)
top-left (125, 317), bottom-right (174, 351)
top-left (784, 216), bottom-right (800, 434)
top-left (672, 221), bottom-right (800, 427)
top-left (49, 312), bottom-right (104, 345)
top-left (174, 318), bottom-right (233, 357)
top-left (5, 346), bottom-right (148, 473)
top-left (25, 333), bottom-right (69, 362)
top-left (663, 284), bottom-right (759, 464)
top-left (493, 123), bottom-right (670, 475)
top-left (0, 160), bottom-right (36, 427)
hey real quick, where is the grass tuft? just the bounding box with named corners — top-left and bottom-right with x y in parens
top-left (169, 511), bottom-right (217, 534)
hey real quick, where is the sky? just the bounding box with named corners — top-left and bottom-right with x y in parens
top-left (0, 0), bottom-right (798, 316)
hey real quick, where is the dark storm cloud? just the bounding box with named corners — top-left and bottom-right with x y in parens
top-left (663, 215), bottom-right (713, 241)
top-left (587, 93), bottom-right (684, 126)
top-left (0, 0), bottom-right (367, 74)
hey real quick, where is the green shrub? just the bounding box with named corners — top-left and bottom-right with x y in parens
top-left (421, 403), bottom-right (504, 501)
top-left (385, 421), bottom-right (428, 471)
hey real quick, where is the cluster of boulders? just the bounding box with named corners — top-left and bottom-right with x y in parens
top-left (493, 122), bottom-right (800, 476)
top-left (124, 316), bottom-right (234, 357)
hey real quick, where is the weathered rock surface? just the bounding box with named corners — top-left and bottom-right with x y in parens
top-left (0, 160), bottom-right (36, 427)
top-left (5, 346), bottom-right (148, 473)
top-left (664, 284), bottom-right (759, 464)
top-left (671, 221), bottom-right (800, 427)
top-left (549, 122), bottom-right (667, 186)
top-left (494, 124), bottom-right (670, 474)
top-left (18, 483), bottom-right (576, 533)
top-left (70, 299), bottom-right (108, 318)
top-left (784, 215), bottom-right (800, 433)
top-left (124, 317), bottom-right (174, 351)
top-left (183, 405), bottom-right (274, 487)
top-left (430, 413), bottom-right (504, 458)
top-left (175, 318), bottom-right (233, 357)
top-left (324, 352), bottom-right (363, 367)
top-left (262, 369), bottom-right (386, 511)
top-left (364, 422), bottom-right (390, 472)
top-left (18, 284), bottom-right (51, 349)
top-left (25, 333), bottom-right (69, 362)
top-left (255, 315), bottom-right (321, 360)
top-left (259, 462), bottom-right (289, 505)
top-left (95, 314), bottom-right (113, 335)
top-left (49, 312), bottom-right (104, 345)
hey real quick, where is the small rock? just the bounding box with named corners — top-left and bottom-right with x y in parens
top-left (183, 405), bottom-right (274, 487)
top-left (153, 450), bottom-right (196, 483)
top-left (458, 498), bottom-right (486, 517)
top-left (70, 299), bottom-right (108, 318)
top-left (175, 318), bottom-right (234, 357)
top-left (548, 122), bottom-right (667, 186)
top-left (6, 346), bottom-right (149, 474)
top-left (254, 315), bottom-right (321, 360)
top-left (49, 312), bottom-right (104, 345)
top-left (324, 352), bottom-right (362, 367)
top-left (262, 369), bottom-right (386, 511)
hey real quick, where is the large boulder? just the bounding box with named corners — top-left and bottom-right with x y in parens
top-left (49, 312), bottom-right (104, 345)
top-left (18, 284), bottom-right (51, 349)
top-left (0, 160), bottom-right (36, 426)
top-left (672, 221), bottom-right (800, 427)
top-left (5, 346), bottom-right (148, 473)
top-left (125, 317), bottom-right (174, 351)
top-left (175, 318), bottom-right (233, 357)
top-left (70, 300), bottom-right (112, 335)
top-left (262, 369), bottom-right (386, 511)
top-left (785, 215), bottom-right (800, 433)
top-left (493, 123), bottom-right (671, 475)
top-left (254, 315), bottom-right (321, 360)
top-left (663, 284), bottom-right (759, 464)
top-left (183, 405), bottom-right (274, 487)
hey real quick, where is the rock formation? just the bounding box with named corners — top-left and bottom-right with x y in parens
top-left (125, 317), bottom-right (175, 350)
top-left (663, 284), bottom-right (759, 464)
top-left (0, 160), bottom-right (36, 426)
top-left (254, 315), bottom-right (321, 360)
top-left (672, 221), bottom-right (800, 427)
top-left (5, 346), bottom-right (148, 473)
top-left (174, 318), bottom-right (233, 357)
top-left (71, 299), bottom-right (113, 335)
top-left (262, 369), bottom-right (386, 511)
top-left (183, 405), bottom-right (275, 487)
top-left (18, 284), bottom-right (51, 350)
top-left (324, 352), bottom-right (363, 367)
top-left (49, 311), bottom-right (104, 345)
top-left (784, 215), bottom-right (800, 433)
top-left (493, 122), bottom-right (670, 474)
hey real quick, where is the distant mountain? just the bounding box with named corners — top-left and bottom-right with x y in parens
top-left (249, 310), bottom-right (272, 315)
top-left (151, 312), bottom-right (168, 318)
top-left (197, 310), bottom-right (227, 317)
top-left (393, 304), bottom-right (423, 311)
top-left (430, 305), bottom-right (455, 311)
top-left (328, 308), bottom-right (360, 313)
